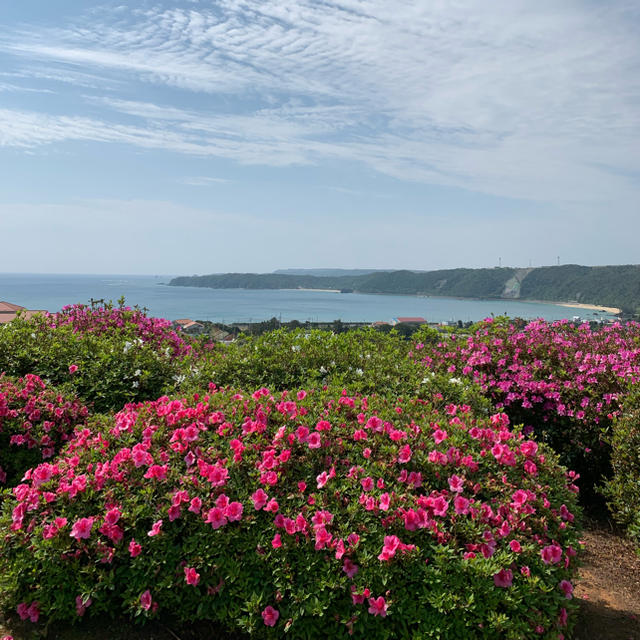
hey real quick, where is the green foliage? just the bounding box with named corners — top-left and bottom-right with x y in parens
top-left (602, 385), bottom-right (640, 547)
top-left (185, 328), bottom-right (491, 415)
top-left (0, 310), bottom-right (194, 414)
top-left (519, 264), bottom-right (640, 313)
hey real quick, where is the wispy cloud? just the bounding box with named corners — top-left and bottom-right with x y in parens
top-left (1, 1), bottom-right (639, 204)
top-left (179, 176), bottom-right (231, 186)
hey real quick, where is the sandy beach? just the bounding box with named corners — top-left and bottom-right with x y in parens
top-left (552, 302), bottom-right (621, 315)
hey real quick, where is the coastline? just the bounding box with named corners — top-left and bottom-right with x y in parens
top-left (544, 300), bottom-right (622, 316)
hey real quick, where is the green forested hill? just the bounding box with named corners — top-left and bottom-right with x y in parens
top-left (169, 264), bottom-right (640, 313)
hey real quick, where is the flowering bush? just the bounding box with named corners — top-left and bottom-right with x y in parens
top-left (415, 318), bottom-right (640, 500)
top-left (0, 387), bottom-right (580, 639)
top-left (191, 328), bottom-right (492, 415)
top-left (0, 374), bottom-right (88, 486)
top-left (602, 385), bottom-right (640, 547)
top-left (0, 303), bottom-right (201, 413)
top-left (49, 302), bottom-right (194, 360)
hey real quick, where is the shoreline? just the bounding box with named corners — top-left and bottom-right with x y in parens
top-left (526, 300), bottom-right (621, 315)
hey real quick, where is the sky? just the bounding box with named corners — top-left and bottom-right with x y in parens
top-left (0, 0), bottom-right (639, 275)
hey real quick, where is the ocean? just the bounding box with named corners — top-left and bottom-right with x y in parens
top-left (0, 273), bottom-right (615, 324)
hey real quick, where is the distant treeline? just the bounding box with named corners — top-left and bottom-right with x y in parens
top-left (169, 264), bottom-right (640, 314)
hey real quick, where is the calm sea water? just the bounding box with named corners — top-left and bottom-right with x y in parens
top-left (0, 273), bottom-right (614, 324)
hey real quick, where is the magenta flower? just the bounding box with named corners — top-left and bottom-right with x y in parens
top-left (493, 568), bottom-right (513, 588)
top-left (307, 432), bottom-right (321, 449)
top-left (147, 519), bottom-right (163, 537)
top-left (70, 517), bottom-right (94, 540)
top-left (433, 429), bottom-right (448, 444)
top-left (251, 488), bottom-right (268, 510)
top-left (448, 474), bottom-right (464, 493)
top-left (398, 444), bottom-right (412, 463)
top-left (559, 579), bottom-right (573, 599)
top-left (261, 605), bottom-right (279, 626)
top-left (75, 595), bottom-right (92, 617)
top-left (225, 501), bottom-right (243, 522)
top-left (342, 557), bottom-right (359, 578)
top-left (184, 567), bottom-right (200, 586)
top-left (205, 507), bottom-right (227, 529)
top-left (140, 590), bottom-right (152, 611)
top-left (104, 507), bottom-right (122, 526)
top-left (453, 495), bottom-right (470, 515)
top-left (367, 596), bottom-right (388, 617)
top-left (129, 539), bottom-right (142, 557)
top-left (541, 544), bottom-right (562, 564)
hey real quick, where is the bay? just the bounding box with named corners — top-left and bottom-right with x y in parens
top-left (0, 273), bottom-right (614, 324)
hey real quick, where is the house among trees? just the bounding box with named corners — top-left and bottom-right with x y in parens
top-left (0, 301), bottom-right (47, 325)
top-left (172, 318), bottom-right (205, 335)
top-left (392, 316), bottom-right (427, 325)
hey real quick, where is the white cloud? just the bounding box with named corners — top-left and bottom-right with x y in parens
top-left (0, 1), bottom-right (639, 205)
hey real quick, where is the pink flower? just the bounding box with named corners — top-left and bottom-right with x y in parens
top-left (398, 444), bottom-right (412, 463)
top-left (342, 558), bottom-right (359, 578)
top-left (205, 507), bottom-right (227, 529)
top-left (510, 540), bottom-right (522, 553)
top-left (379, 492), bottom-right (391, 511)
top-left (559, 579), bottom-right (573, 599)
top-left (75, 595), bottom-right (92, 617)
top-left (307, 432), bottom-right (321, 449)
top-left (433, 429), bottom-right (448, 444)
top-left (493, 568), bottom-right (513, 588)
top-left (368, 596), bottom-right (388, 617)
top-left (432, 496), bottom-right (449, 517)
top-left (140, 589), bottom-right (152, 611)
top-left (261, 605), bottom-right (279, 626)
top-left (448, 474), bottom-right (464, 493)
top-left (453, 495), bottom-right (470, 515)
top-left (316, 471), bottom-right (329, 488)
top-left (68, 364), bottom-right (78, 374)
top-left (272, 533), bottom-right (282, 548)
top-left (147, 519), bottom-right (163, 537)
top-left (361, 476), bottom-right (374, 492)
top-left (541, 544), bottom-right (562, 564)
top-left (70, 517), bottom-right (94, 540)
top-left (251, 488), bottom-right (269, 510)
top-left (184, 567), bottom-right (200, 586)
top-left (225, 501), bottom-right (244, 522)
top-left (105, 507), bottom-right (121, 526)
top-left (378, 535), bottom-right (400, 561)
top-left (129, 539), bottom-right (142, 557)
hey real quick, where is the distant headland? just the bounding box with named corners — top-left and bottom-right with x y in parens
top-left (168, 264), bottom-right (640, 316)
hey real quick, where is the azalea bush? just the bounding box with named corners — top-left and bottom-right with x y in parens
top-left (0, 303), bottom-right (203, 413)
top-left (416, 318), bottom-right (640, 501)
top-left (0, 374), bottom-right (88, 486)
top-left (0, 387), bottom-right (580, 639)
top-left (602, 385), bottom-right (640, 547)
top-left (191, 328), bottom-right (491, 414)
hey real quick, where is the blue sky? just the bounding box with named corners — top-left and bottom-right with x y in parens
top-left (1, 0), bottom-right (639, 275)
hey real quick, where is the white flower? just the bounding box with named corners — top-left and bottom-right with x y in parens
top-left (449, 377), bottom-right (462, 385)
top-left (123, 341), bottom-right (133, 353)
top-left (319, 366), bottom-right (327, 374)
top-left (355, 368), bottom-right (364, 376)
top-left (291, 345), bottom-right (300, 352)
top-left (132, 381), bottom-right (139, 388)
